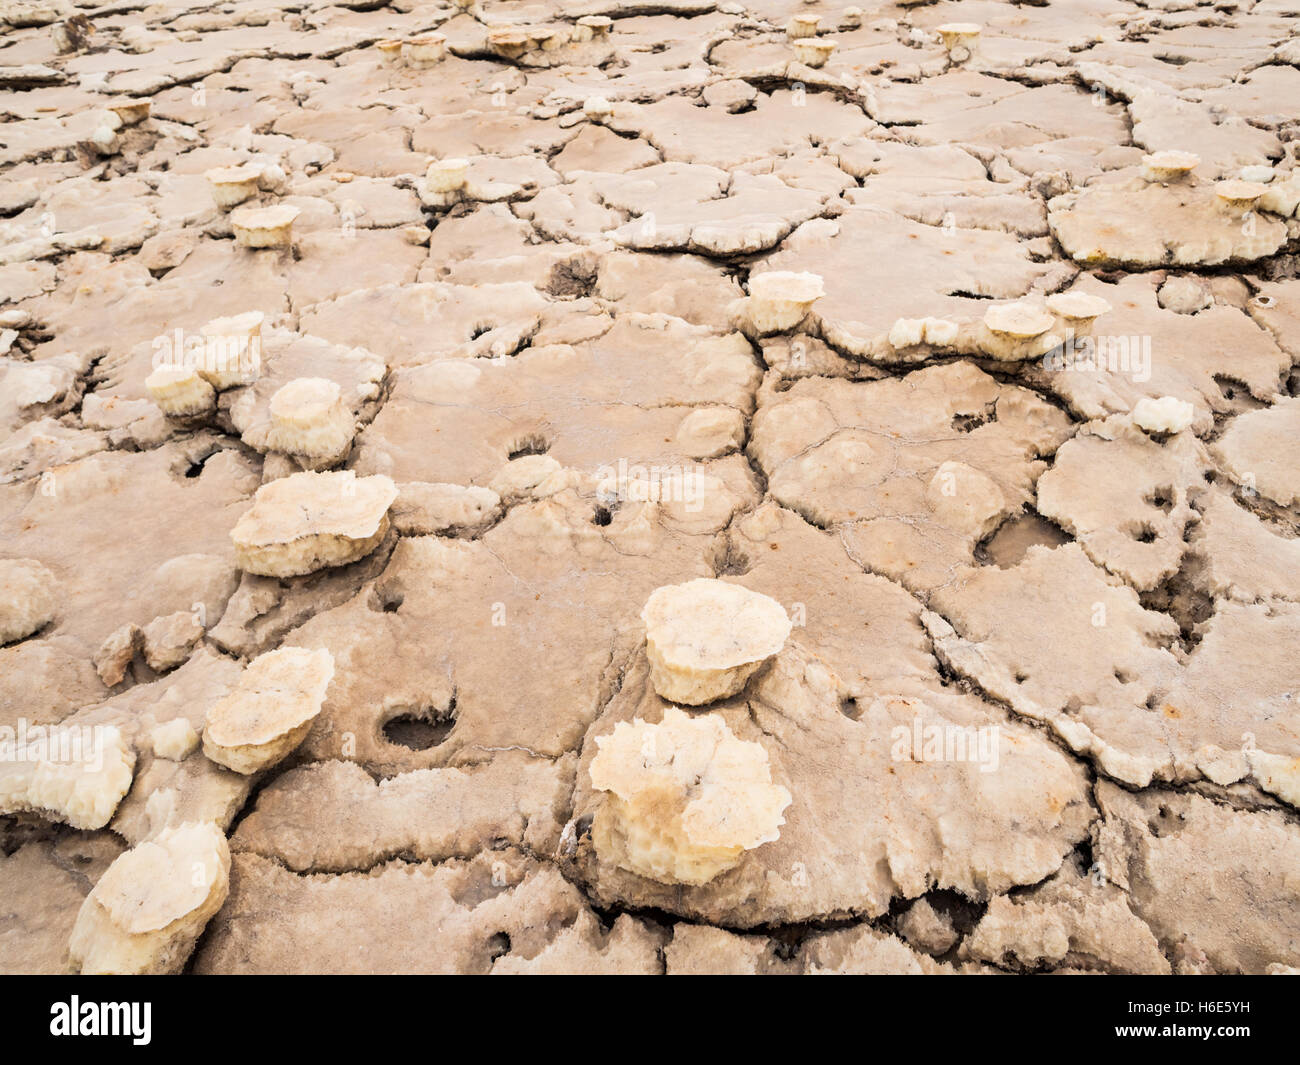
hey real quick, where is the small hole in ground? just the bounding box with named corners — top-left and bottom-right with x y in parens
top-left (487, 932), bottom-right (512, 963)
top-left (507, 435), bottom-right (549, 460)
top-left (977, 511), bottom-right (1070, 568)
top-left (367, 579), bottom-right (405, 614)
top-left (951, 404), bottom-right (998, 433)
top-left (545, 259), bottom-right (596, 298)
top-left (383, 698), bottom-right (456, 750)
top-left (1144, 486), bottom-right (1174, 513)
top-left (710, 539), bottom-right (752, 577)
top-left (182, 450), bottom-right (219, 478)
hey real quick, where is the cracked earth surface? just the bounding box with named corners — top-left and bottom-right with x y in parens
top-left (1, 0), bottom-right (1299, 975)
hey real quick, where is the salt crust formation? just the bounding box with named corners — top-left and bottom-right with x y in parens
top-left (738, 271), bottom-right (825, 333)
top-left (1048, 172), bottom-right (1290, 268)
top-left (150, 717), bottom-right (199, 761)
top-left (1131, 395), bottom-right (1195, 434)
top-left (0, 558), bottom-right (57, 645)
top-left (1, 0), bottom-right (1298, 977)
top-left (0, 724), bottom-right (135, 829)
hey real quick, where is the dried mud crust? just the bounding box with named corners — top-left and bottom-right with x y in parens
top-left (1, 0), bottom-right (1299, 976)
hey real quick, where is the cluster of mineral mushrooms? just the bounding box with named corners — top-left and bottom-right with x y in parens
top-left (588, 579), bottom-right (795, 886)
top-left (779, 12), bottom-right (979, 70)
top-left (7, 5), bottom-right (1300, 971)
top-left (0, 635), bottom-right (337, 973)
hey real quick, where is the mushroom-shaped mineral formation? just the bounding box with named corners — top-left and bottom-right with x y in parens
top-left (937, 22), bottom-right (981, 61)
top-left (0, 558), bottom-right (57, 645)
top-left (376, 38), bottom-right (404, 65)
top-left (641, 578), bottom-right (792, 705)
top-left (1140, 151), bottom-right (1199, 183)
top-left (264, 377), bottom-right (355, 467)
top-left (979, 301), bottom-right (1057, 360)
top-left (426, 157), bottom-right (470, 194)
top-left (744, 271), bottom-right (825, 333)
top-left (230, 470), bottom-right (398, 577)
top-left (1214, 179), bottom-right (1268, 212)
top-left (203, 646), bottom-right (335, 773)
top-left (1045, 290), bottom-right (1112, 335)
top-left (487, 28), bottom-right (530, 59)
top-left (405, 33), bottom-right (446, 68)
top-left (69, 821), bottom-right (231, 974)
top-left (230, 203), bottom-right (300, 248)
top-left (196, 310), bottom-right (263, 389)
top-left (576, 14), bottom-right (613, 39)
top-left (145, 365), bottom-right (216, 418)
top-left (589, 706), bottom-right (792, 885)
top-left (787, 14), bottom-right (820, 38)
top-left (793, 38), bottom-right (836, 67)
top-left (204, 164), bottom-right (263, 210)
